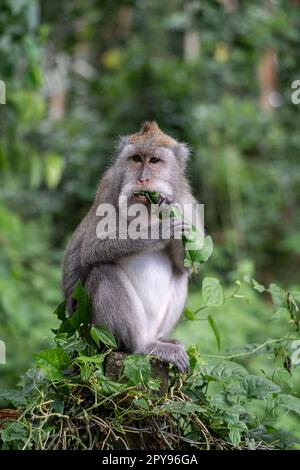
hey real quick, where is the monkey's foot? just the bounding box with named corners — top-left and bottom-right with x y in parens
top-left (142, 341), bottom-right (189, 373)
top-left (158, 337), bottom-right (185, 348)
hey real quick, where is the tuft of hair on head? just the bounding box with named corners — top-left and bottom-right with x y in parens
top-left (139, 121), bottom-right (160, 134)
top-left (128, 121), bottom-right (177, 148)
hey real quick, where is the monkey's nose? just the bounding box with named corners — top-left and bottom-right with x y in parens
top-left (137, 178), bottom-right (150, 185)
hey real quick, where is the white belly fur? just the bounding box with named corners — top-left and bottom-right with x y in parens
top-left (118, 250), bottom-right (188, 342)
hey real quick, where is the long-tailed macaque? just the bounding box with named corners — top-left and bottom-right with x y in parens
top-left (63, 121), bottom-right (201, 372)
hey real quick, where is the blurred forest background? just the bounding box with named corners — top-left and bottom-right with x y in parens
top-left (1, 0), bottom-right (300, 442)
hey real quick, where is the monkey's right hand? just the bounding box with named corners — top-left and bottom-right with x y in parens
top-left (159, 215), bottom-right (192, 241)
top-left (156, 193), bottom-right (178, 211)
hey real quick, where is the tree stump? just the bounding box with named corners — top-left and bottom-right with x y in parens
top-left (105, 351), bottom-right (169, 396)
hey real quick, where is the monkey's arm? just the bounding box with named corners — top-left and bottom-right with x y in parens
top-left (169, 239), bottom-right (186, 273)
top-left (62, 219), bottom-right (92, 313)
top-left (80, 208), bottom-right (167, 266)
top-left (81, 232), bottom-right (166, 266)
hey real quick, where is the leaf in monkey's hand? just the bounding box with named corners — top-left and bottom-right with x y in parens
top-left (137, 191), bottom-right (214, 273)
top-left (184, 257), bottom-right (192, 268)
top-left (187, 235), bottom-right (214, 264)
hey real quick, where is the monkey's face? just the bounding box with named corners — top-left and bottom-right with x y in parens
top-left (118, 143), bottom-right (180, 205)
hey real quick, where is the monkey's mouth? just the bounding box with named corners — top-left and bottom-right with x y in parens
top-left (132, 192), bottom-right (149, 203)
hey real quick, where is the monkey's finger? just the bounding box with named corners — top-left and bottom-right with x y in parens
top-left (170, 218), bottom-right (192, 238)
top-left (157, 194), bottom-right (174, 208)
top-left (175, 354), bottom-right (189, 373)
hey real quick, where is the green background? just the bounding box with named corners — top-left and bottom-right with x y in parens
top-left (0, 0), bottom-right (300, 444)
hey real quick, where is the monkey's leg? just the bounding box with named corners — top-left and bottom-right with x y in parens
top-left (85, 266), bottom-right (189, 373)
top-left (147, 272), bottom-right (188, 372)
top-left (85, 264), bottom-right (147, 353)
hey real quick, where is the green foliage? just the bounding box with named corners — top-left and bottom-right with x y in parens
top-left (1, 279), bottom-right (300, 450)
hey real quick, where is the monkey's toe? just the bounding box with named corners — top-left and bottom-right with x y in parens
top-left (171, 347), bottom-right (189, 373)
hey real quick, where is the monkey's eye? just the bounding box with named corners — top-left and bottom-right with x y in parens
top-left (132, 154), bottom-right (142, 162)
top-left (150, 157), bottom-right (160, 164)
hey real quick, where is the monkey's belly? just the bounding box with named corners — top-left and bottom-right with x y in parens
top-left (118, 251), bottom-right (179, 336)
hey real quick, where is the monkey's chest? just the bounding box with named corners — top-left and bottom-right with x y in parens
top-left (118, 251), bottom-right (173, 321)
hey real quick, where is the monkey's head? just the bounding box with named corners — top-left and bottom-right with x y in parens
top-left (116, 121), bottom-right (190, 205)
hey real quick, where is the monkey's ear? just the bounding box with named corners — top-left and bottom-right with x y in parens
top-left (116, 136), bottom-right (130, 153)
top-left (174, 143), bottom-right (190, 169)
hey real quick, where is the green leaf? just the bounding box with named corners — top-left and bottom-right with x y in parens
top-left (202, 277), bottom-right (224, 306)
top-left (208, 315), bottom-right (221, 351)
top-left (34, 348), bottom-right (71, 381)
top-left (99, 377), bottom-right (128, 396)
top-left (161, 401), bottom-right (205, 416)
top-left (229, 426), bottom-right (241, 447)
top-left (200, 362), bottom-right (247, 380)
top-left (196, 235), bottom-right (214, 263)
top-left (74, 354), bottom-right (105, 364)
top-left (123, 355), bottom-right (151, 385)
top-left (269, 283), bottom-right (285, 309)
top-left (90, 326), bottom-right (117, 349)
top-left (186, 235), bottom-right (214, 265)
top-left (243, 375), bottom-right (280, 400)
top-left (273, 368), bottom-right (293, 389)
top-left (0, 422), bottom-right (27, 444)
top-left (44, 152), bottom-right (65, 189)
top-left (56, 318), bottom-right (75, 336)
top-left (184, 307), bottom-right (196, 320)
top-left (278, 394), bottom-right (300, 415)
top-left (134, 398), bottom-right (149, 410)
top-left (252, 279), bottom-right (265, 293)
top-left (52, 399), bottom-right (64, 415)
top-left (29, 152), bottom-right (43, 188)
top-left (243, 274), bottom-right (251, 284)
top-left (0, 389), bottom-right (27, 406)
top-left (53, 300), bottom-right (67, 322)
top-left (271, 307), bottom-right (290, 322)
top-left (58, 281), bottom-right (91, 335)
top-left (183, 257), bottom-right (192, 268)
top-left (69, 281), bottom-right (91, 329)
top-left (187, 344), bottom-right (203, 371)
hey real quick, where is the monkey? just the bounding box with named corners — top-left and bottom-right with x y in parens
top-left (62, 121), bottom-right (202, 372)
